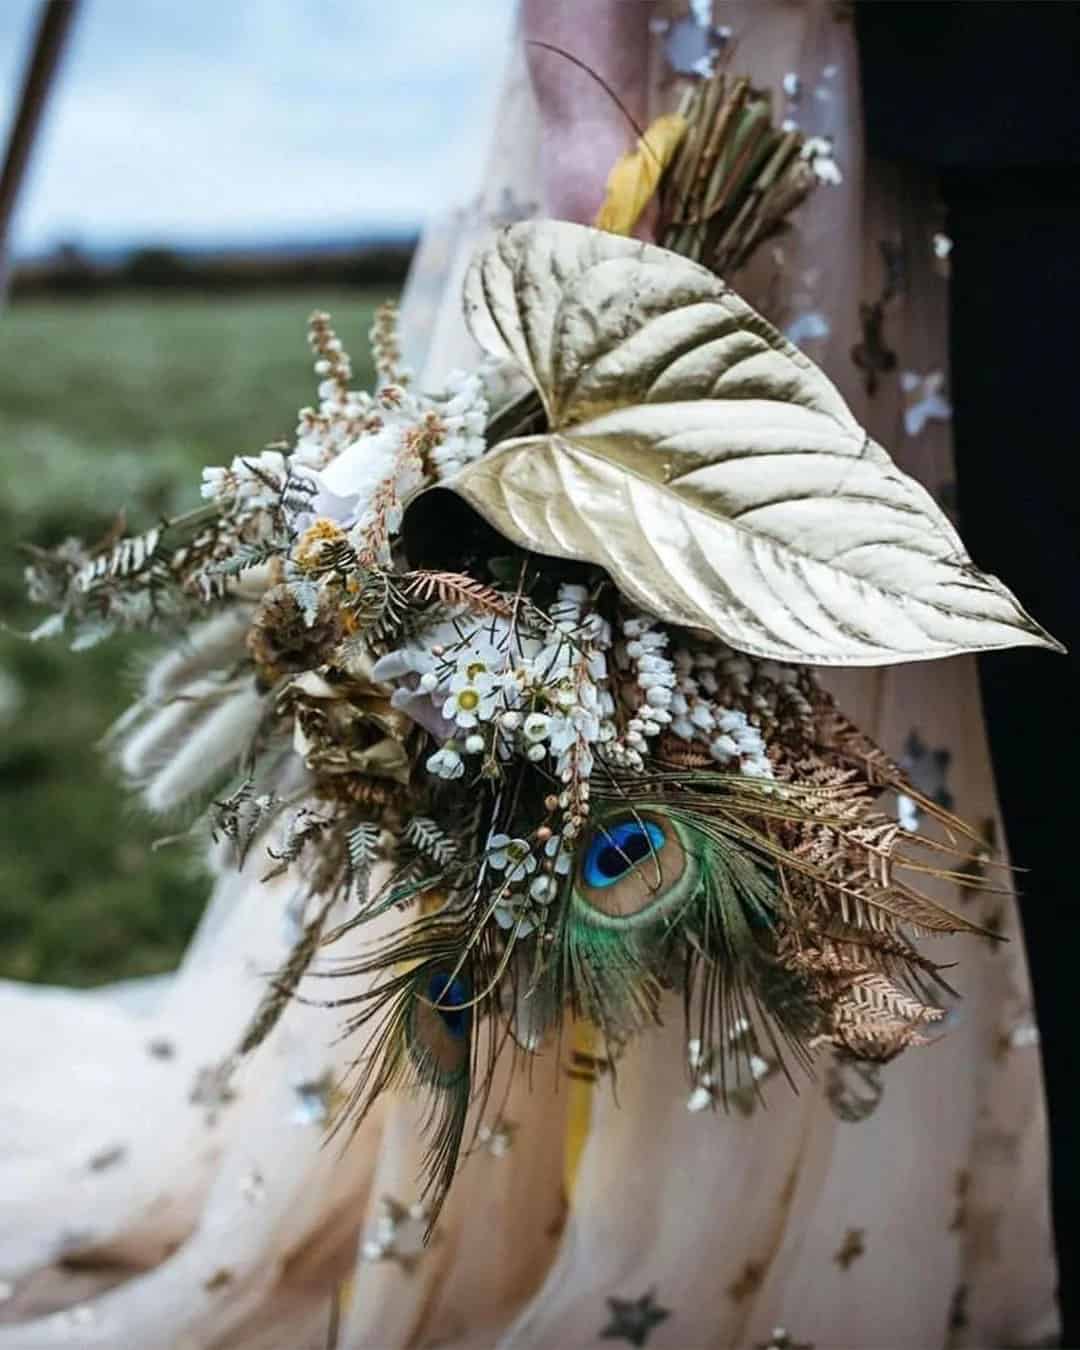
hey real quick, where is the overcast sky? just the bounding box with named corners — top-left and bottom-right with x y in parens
top-left (0, 0), bottom-right (516, 256)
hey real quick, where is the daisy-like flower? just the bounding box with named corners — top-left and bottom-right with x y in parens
top-left (493, 895), bottom-right (541, 937)
top-left (426, 746), bottom-right (464, 780)
top-left (443, 665), bottom-right (498, 730)
top-left (486, 834), bottom-right (537, 884)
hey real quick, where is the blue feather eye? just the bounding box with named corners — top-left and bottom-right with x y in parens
top-left (575, 810), bottom-right (697, 925)
top-left (408, 967), bottom-right (472, 1090)
top-left (584, 819), bottom-right (666, 888)
top-left (426, 973), bottom-right (471, 1038)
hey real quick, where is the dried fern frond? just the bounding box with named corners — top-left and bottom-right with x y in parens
top-left (400, 570), bottom-right (513, 619)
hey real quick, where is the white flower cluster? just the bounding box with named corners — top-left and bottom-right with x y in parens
top-left (292, 391), bottom-right (380, 473)
top-left (601, 612), bottom-right (676, 771)
top-left (203, 315), bottom-right (488, 572)
top-left (670, 646), bottom-right (775, 780)
top-left (285, 368), bottom-right (487, 562)
top-left (522, 584), bottom-right (611, 784)
top-left (381, 585), bottom-right (612, 793)
top-left (425, 368), bottom-right (488, 480)
top-left (383, 592), bottom-right (792, 798)
top-left (291, 311), bottom-right (387, 472)
top-left (487, 829), bottom-right (573, 935)
top-left (201, 448), bottom-right (287, 507)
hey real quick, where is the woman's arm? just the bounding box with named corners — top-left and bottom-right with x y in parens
top-left (522, 0), bottom-right (656, 227)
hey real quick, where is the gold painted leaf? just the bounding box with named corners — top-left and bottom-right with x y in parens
top-left (451, 221), bottom-right (1061, 666)
top-left (593, 112), bottom-right (687, 237)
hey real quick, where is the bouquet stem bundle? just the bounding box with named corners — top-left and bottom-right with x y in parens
top-left (658, 75), bottom-right (816, 275)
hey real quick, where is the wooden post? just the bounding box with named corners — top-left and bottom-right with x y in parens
top-left (0, 0), bottom-right (80, 302)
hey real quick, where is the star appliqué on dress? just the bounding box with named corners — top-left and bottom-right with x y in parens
top-left (600, 1289), bottom-right (670, 1346)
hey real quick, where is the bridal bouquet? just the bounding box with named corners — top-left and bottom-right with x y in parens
top-left (23, 79), bottom-right (1060, 1221)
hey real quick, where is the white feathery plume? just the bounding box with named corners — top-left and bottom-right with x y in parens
top-left (143, 684), bottom-right (265, 813)
top-left (143, 608), bottom-right (252, 705)
top-left (118, 677), bottom-right (239, 781)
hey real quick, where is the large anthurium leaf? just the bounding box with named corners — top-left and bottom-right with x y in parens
top-left (449, 220), bottom-right (1060, 666)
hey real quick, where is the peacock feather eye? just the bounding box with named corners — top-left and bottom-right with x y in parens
top-left (407, 967), bottom-right (472, 1087)
top-left (583, 819), bottom-right (666, 888)
top-left (574, 810), bottom-right (700, 926)
top-left (427, 973), bottom-right (470, 1037)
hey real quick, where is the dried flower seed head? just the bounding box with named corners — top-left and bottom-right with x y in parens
top-left (246, 584), bottom-right (343, 686)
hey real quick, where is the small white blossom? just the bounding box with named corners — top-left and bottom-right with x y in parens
top-left (523, 712), bottom-right (552, 743)
top-left (426, 746), bottom-right (465, 780)
top-left (200, 465), bottom-right (236, 500)
top-left (690, 702), bottom-right (715, 731)
top-left (493, 895), bottom-right (540, 936)
top-left (444, 667), bottom-right (498, 729)
top-left (486, 834), bottom-right (537, 883)
top-left (529, 874), bottom-right (557, 902)
top-left (545, 831), bottom-right (577, 874)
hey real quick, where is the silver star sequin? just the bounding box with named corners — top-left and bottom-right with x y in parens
top-left (361, 1196), bottom-right (434, 1274)
top-left (190, 1059), bottom-right (237, 1126)
top-left (476, 1117), bottom-right (518, 1157)
top-left (897, 729), bottom-right (954, 831)
top-left (756, 1330), bottom-right (813, 1350)
top-left (686, 1023), bottom-right (778, 1115)
top-left (901, 371), bottom-right (952, 438)
top-left (600, 1290), bottom-right (671, 1347)
top-left (825, 1051), bottom-right (885, 1122)
top-left (291, 1070), bottom-right (335, 1126)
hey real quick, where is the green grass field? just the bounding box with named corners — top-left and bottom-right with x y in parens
top-left (0, 290), bottom-right (388, 985)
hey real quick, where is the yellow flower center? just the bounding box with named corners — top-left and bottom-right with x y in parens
top-left (294, 517), bottom-right (346, 570)
top-left (466, 660), bottom-right (488, 680)
top-left (457, 688), bottom-right (480, 712)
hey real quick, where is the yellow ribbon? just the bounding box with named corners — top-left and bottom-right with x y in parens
top-left (563, 1019), bottom-right (597, 1202)
top-left (593, 112), bottom-right (687, 237)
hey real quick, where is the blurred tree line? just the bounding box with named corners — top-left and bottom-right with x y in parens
top-left (9, 236), bottom-right (417, 297)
